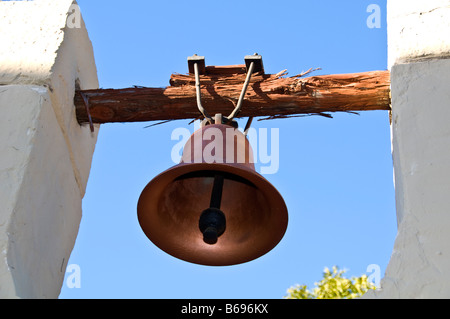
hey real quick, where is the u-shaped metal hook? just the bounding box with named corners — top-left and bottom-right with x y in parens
top-left (188, 54), bottom-right (264, 126)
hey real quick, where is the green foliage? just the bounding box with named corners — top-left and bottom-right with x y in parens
top-left (285, 266), bottom-right (376, 299)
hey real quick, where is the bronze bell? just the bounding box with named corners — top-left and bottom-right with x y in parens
top-left (137, 120), bottom-right (288, 266)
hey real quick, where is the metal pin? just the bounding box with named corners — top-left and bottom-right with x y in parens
top-left (80, 91), bottom-right (94, 133)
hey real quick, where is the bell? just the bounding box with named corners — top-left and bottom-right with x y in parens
top-left (137, 120), bottom-right (288, 266)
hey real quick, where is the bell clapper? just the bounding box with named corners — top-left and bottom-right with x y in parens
top-left (199, 174), bottom-right (226, 245)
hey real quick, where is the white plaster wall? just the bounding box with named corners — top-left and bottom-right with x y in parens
top-left (0, 0), bottom-right (100, 195)
top-left (387, 0), bottom-right (450, 68)
top-left (0, 0), bottom-right (98, 298)
top-left (0, 0), bottom-right (81, 85)
top-left (369, 59), bottom-right (450, 298)
top-left (365, 0), bottom-right (450, 298)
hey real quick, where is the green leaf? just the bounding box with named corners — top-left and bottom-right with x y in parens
top-left (285, 266), bottom-right (377, 299)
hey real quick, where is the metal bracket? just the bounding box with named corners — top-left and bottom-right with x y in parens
top-left (188, 53), bottom-right (264, 128)
top-left (227, 54), bottom-right (264, 121)
top-left (188, 54), bottom-right (206, 75)
top-left (244, 53), bottom-right (264, 74)
top-left (188, 54), bottom-right (213, 123)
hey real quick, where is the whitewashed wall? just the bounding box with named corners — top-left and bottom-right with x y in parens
top-left (0, 0), bottom-right (98, 298)
top-left (366, 0), bottom-right (450, 298)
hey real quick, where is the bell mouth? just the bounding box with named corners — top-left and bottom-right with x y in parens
top-left (137, 162), bottom-right (288, 266)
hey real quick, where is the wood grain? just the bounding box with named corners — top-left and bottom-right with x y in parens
top-left (75, 69), bottom-right (390, 124)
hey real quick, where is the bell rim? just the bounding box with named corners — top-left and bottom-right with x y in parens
top-left (137, 162), bottom-right (288, 266)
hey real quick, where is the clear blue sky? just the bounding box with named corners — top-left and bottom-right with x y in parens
top-left (59, 0), bottom-right (395, 299)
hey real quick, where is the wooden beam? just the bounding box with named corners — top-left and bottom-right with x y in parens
top-left (74, 69), bottom-right (390, 124)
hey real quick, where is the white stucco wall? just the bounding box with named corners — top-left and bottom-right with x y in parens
top-left (366, 0), bottom-right (450, 298)
top-left (0, 0), bottom-right (98, 298)
top-left (387, 1), bottom-right (450, 68)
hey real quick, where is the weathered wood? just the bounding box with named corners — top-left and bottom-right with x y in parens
top-left (74, 69), bottom-right (390, 124)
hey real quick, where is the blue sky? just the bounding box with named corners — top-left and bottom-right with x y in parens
top-left (59, 0), bottom-right (395, 299)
